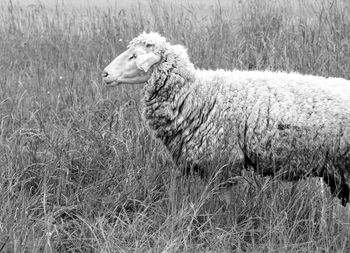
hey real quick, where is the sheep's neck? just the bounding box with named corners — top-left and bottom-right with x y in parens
top-left (142, 63), bottom-right (195, 155)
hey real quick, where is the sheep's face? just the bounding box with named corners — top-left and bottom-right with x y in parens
top-left (102, 45), bottom-right (161, 87)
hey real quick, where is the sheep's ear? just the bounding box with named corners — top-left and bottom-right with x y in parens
top-left (136, 52), bottom-right (161, 72)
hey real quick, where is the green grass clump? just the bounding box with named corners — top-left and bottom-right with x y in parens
top-left (0, 0), bottom-right (350, 252)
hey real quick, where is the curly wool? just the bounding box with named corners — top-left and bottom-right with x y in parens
top-left (131, 32), bottom-right (350, 205)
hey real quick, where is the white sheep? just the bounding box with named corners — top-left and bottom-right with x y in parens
top-left (102, 32), bottom-right (350, 206)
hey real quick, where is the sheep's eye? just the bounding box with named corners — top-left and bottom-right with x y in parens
top-left (129, 54), bottom-right (136, 60)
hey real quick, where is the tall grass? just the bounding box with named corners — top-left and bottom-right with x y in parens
top-left (0, 0), bottom-right (350, 252)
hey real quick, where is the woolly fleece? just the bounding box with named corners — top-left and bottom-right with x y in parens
top-left (130, 32), bottom-right (350, 205)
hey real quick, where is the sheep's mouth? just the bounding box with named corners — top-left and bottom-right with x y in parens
top-left (104, 80), bottom-right (120, 87)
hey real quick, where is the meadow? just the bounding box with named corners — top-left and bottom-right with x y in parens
top-left (0, 0), bottom-right (350, 252)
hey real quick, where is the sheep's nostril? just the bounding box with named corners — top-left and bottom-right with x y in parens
top-left (102, 71), bottom-right (109, 78)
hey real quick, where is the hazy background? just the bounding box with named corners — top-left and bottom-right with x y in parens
top-left (13, 0), bottom-right (228, 8)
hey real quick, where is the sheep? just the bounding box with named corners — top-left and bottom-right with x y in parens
top-left (102, 32), bottom-right (350, 206)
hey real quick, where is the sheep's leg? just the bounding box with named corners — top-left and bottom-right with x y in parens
top-left (337, 182), bottom-right (350, 206)
top-left (321, 171), bottom-right (349, 207)
top-left (182, 161), bottom-right (248, 207)
top-left (182, 163), bottom-right (208, 179)
top-left (214, 161), bottom-right (252, 207)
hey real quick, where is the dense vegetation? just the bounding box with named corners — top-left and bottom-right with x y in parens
top-left (0, 0), bottom-right (349, 252)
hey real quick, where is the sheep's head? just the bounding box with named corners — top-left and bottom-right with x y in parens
top-left (102, 32), bottom-right (165, 87)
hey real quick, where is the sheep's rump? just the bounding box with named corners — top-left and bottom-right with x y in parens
top-left (172, 69), bottom-right (350, 184)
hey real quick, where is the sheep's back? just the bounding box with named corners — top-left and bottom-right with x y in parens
top-left (195, 69), bottom-right (350, 132)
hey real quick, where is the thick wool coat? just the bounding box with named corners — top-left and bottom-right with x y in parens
top-left (129, 32), bottom-right (350, 205)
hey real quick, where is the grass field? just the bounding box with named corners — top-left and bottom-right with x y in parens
top-left (1, 0), bottom-right (350, 252)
